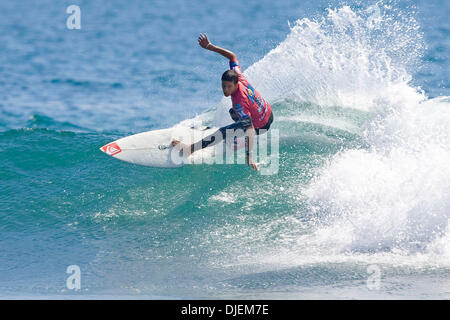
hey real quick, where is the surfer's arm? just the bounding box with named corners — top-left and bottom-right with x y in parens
top-left (226, 112), bottom-right (258, 170)
top-left (245, 126), bottom-right (258, 171)
top-left (232, 107), bottom-right (256, 169)
top-left (198, 33), bottom-right (237, 61)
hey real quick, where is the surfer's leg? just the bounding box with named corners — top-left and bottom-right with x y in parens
top-left (172, 117), bottom-right (252, 156)
top-left (171, 128), bottom-right (226, 157)
top-left (191, 128), bottom-right (226, 152)
top-left (187, 118), bottom-right (248, 154)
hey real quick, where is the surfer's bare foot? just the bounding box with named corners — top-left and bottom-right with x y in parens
top-left (171, 139), bottom-right (192, 157)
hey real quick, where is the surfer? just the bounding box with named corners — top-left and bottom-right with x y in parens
top-left (171, 34), bottom-right (274, 171)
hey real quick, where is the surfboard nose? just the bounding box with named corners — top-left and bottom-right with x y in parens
top-left (100, 142), bottom-right (122, 156)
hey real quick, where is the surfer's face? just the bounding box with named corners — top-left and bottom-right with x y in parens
top-left (222, 80), bottom-right (238, 97)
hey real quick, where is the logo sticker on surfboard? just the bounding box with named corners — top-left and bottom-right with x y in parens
top-left (101, 142), bottom-right (122, 156)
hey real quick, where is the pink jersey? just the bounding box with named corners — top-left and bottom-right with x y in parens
top-left (229, 59), bottom-right (272, 129)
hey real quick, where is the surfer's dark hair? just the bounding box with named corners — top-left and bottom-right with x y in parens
top-left (221, 70), bottom-right (239, 84)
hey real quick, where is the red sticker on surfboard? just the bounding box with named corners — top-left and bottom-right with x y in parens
top-left (101, 142), bottom-right (122, 156)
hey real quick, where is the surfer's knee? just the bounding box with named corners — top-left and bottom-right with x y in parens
top-left (229, 108), bottom-right (240, 122)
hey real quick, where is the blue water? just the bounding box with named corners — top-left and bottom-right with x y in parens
top-left (0, 0), bottom-right (449, 299)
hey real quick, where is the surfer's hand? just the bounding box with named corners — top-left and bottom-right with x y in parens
top-left (247, 154), bottom-right (259, 171)
top-left (198, 33), bottom-right (211, 49)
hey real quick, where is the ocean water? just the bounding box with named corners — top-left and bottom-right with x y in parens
top-left (0, 0), bottom-right (449, 299)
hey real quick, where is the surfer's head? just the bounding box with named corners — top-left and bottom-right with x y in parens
top-left (221, 70), bottom-right (239, 97)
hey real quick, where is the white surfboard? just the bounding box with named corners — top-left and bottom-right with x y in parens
top-left (100, 125), bottom-right (246, 168)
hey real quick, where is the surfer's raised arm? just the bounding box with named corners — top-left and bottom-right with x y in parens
top-left (198, 33), bottom-right (237, 61)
